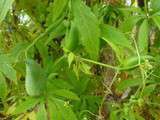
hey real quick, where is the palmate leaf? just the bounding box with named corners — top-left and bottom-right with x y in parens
top-left (71, 0), bottom-right (100, 60)
top-left (0, 0), bottom-right (14, 23)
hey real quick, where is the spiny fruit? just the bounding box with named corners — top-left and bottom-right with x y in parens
top-left (25, 59), bottom-right (46, 97)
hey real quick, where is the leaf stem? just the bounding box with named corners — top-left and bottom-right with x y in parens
top-left (80, 57), bottom-right (119, 70)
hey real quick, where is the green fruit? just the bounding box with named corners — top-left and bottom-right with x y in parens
top-left (25, 59), bottom-right (46, 97)
top-left (63, 21), bottom-right (79, 51)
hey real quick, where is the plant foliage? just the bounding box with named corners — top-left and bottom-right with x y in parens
top-left (0, 0), bottom-right (160, 120)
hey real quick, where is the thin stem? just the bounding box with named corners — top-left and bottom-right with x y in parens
top-left (80, 57), bottom-right (119, 70)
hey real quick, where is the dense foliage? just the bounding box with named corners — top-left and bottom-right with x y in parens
top-left (0, 0), bottom-right (160, 119)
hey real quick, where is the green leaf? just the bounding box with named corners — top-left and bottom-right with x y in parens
top-left (0, 72), bottom-right (7, 99)
top-left (101, 24), bottom-right (134, 62)
top-left (150, 0), bottom-right (160, 12)
top-left (10, 42), bottom-right (29, 59)
top-left (53, 89), bottom-right (80, 100)
top-left (0, 63), bottom-right (17, 82)
top-left (68, 52), bottom-right (75, 67)
top-left (142, 84), bottom-right (156, 97)
top-left (48, 98), bottom-right (78, 120)
top-left (120, 16), bottom-right (142, 32)
top-left (121, 55), bottom-right (154, 69)
top-left (36, 103), bottom-right (47, 120)
top-left (152, 15), bottom-right (160, 30)
top-left (80, 62), bottom-right (92, 75)
top-left (25, 59), bottom-right (47, 97)
top-left (63, 21), bottom-right (79, 51)
top-left (46, 0), bottom-right (69, 26)
top-left (13, 97), bottom-right (39, 115)
top-left (45, 21), bottom-right (66, 45)
top-left (72, 0), bottom-right (100, 60)
top-left (50, 97), bottom-right (78, 120)
top-left (117, 79), bottom-right (143, 91)
top-left (0, 54), bottom-right (15, 64)
top-left (47, 79), bottom-right (73, 90)
top-left (110, 111), bottom-right (119, 120)
top-left (101, 24), bottom-right (132, 49)
top-left (138, 19), bottom-right (149, 54)
top-left (0, 0), bottom-right (14, 23)
top-left (48, 98), bottom-right (63, 120)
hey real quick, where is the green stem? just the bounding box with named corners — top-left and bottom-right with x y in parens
top-left (80, 57), bottom-right (140, 71)
top-left (80, 57), bottom-right (119, 70)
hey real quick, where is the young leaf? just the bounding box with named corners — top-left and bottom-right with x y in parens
top-left (80, 62), bottom-right (92, 75)
top-left (0, 0), bottom-right (14, 23)
top-left (0, 72), bottom-right (7, 99)
top-left (72, 0), bottom-right (100, 60)
top-left (68, 52), bottom-right (75, 67)
top-left (138, 19), bottom-right (149, 54)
